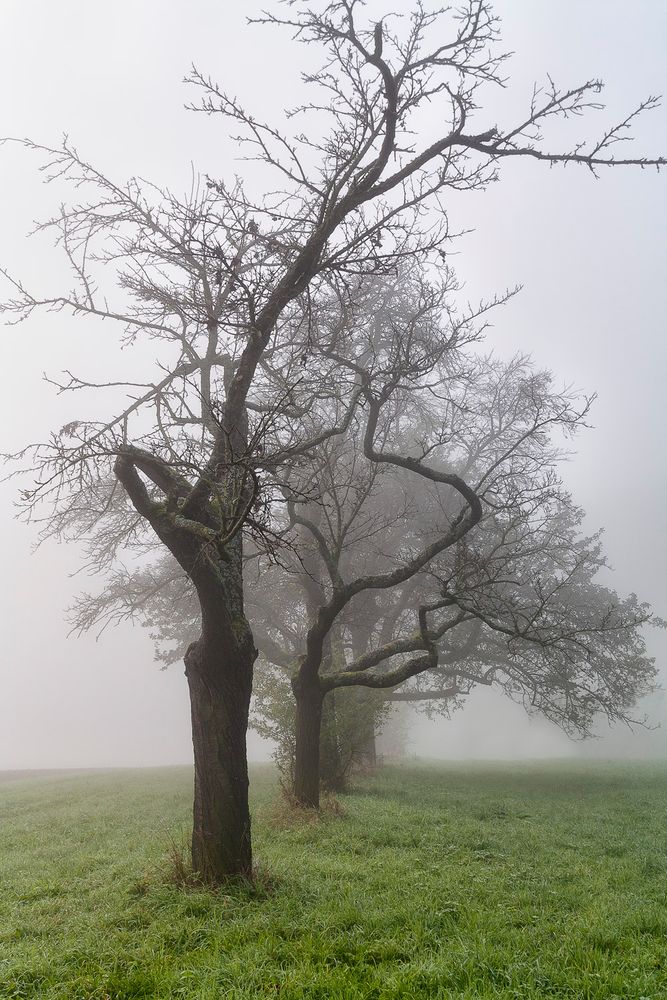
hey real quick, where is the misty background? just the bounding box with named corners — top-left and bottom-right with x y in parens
top-left (0, 1), bottom-right (665, 768)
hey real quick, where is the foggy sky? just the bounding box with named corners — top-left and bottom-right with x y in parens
top-left (0, 1), bottom-right (665, 768)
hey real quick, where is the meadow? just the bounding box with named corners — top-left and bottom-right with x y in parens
top-left (1, 760), bottom-right (666, 999)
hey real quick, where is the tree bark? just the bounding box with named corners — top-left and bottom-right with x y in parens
top-left (184, 634), bottom-right (254, 880)
top-left (293, 681), bottom-right (324, 807)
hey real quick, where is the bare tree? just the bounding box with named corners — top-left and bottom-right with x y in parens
top-left (280, 343), bottom-right (657, 804)
top-left (2, 0), bottom-right (664, 873)
top-left (69, 281), bottom-right (659, 807)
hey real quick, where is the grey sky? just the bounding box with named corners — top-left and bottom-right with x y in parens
top-left (0, 1), bottom-right (665, 767)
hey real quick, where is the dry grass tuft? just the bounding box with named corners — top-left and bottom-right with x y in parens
top-left (159, 834), bottom-right (278, 897)
top-left (164, 834), bottom-right (195, 887)
top-left (269, 788), bottom-right (346, 829)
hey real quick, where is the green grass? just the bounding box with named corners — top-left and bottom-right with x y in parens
top-left (1, 761), bottom-right (667, 999)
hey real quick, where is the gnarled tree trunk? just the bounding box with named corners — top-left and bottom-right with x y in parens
top-left (185, 634), bottom-right (254, 880)
top-left (166, 521), bottom-right (257, 883)
top-left (114, 445), bottom-right (258, 881)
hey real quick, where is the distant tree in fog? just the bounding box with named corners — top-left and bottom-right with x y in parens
top-left (2, 1), bottom-right (665, 867)
top-left (70, 277), bottom-right (659, 806)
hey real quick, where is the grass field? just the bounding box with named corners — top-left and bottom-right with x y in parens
top-left (1, 761), bottom-right (666, 999)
